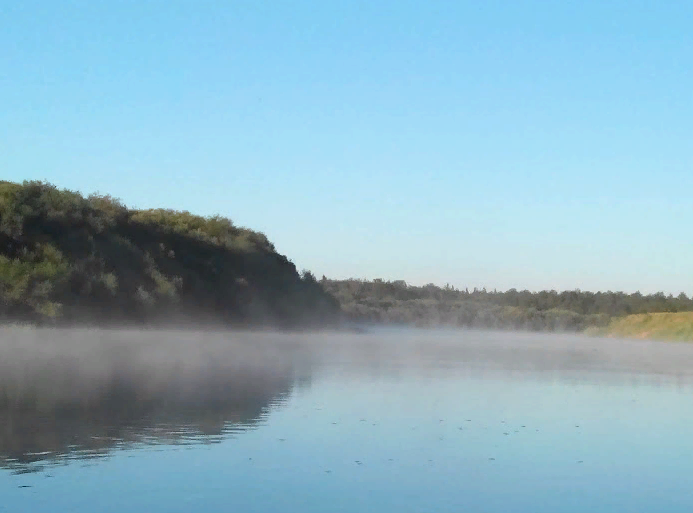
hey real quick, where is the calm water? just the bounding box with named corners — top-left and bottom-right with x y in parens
top-left (2, 328), bottom-right (693, 512)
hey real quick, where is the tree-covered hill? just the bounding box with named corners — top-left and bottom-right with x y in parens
top-left (322, 278), bottom-right (693, 333)
top-left (4, 180), bottom-right (690, 335)
top-left (0, 180), bottom-right (339, 328)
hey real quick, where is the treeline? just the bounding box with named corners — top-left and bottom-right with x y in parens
top-left (0, 180), bottom-right (339, 328)
top-left (322, 278), bottom-right (693, 332)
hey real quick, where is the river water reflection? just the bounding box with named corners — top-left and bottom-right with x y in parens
top-left (2, 328), bottom-right (693, 512)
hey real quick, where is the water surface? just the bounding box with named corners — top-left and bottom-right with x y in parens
top-left (2, 328), bottom-right (693, 512)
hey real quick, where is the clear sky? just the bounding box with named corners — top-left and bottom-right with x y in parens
top-left (2, 1), bottom-right (691, 294)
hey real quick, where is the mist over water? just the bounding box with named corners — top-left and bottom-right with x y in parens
top-left (3, 327), bottom-right (693, 512)
top-left (0, 329), bottom-right (313, 471)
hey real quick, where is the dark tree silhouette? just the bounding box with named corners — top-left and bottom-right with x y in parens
top-left (0, 181), bottom-right (339, 328)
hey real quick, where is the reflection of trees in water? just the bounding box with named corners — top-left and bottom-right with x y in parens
top-left (0, 373), bottom-right (292, 471)
top-left (0, 330), bottom-right (314, 473)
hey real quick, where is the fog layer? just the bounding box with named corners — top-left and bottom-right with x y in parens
top-left (2, 327), bottom-right (693, 471)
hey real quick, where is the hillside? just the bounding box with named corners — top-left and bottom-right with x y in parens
top-left (586, 312), bottom-right (693, 342)
top-left (0, 181), bottom-right (340, 328)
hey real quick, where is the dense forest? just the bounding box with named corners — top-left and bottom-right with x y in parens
top-left (0, 180), bottom-right (339, 328)
top-left (322, 278), bottom-right (693, 332)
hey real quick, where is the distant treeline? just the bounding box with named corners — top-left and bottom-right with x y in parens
top-left (0, 180), bottom-right (339, 328)
top-left (4, 180), bottom-right (690, 334)
top-left (322, 278), bottom-right (693, 332)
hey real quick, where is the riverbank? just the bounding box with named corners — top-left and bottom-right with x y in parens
top-left (586, 312), bottom-right (693, 342)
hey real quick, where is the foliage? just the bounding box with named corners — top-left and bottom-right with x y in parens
top-left (322, 278), bottom-right (693, 333)
top-left (0, 181), bottom-right (339, 327)
top-left (586, 312), bottom-right (693, 341)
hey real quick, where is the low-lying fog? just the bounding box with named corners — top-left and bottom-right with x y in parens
top-left (2, 326), bottom-right (693, 470)
top-left (4, 327), bottom-right (693, 388)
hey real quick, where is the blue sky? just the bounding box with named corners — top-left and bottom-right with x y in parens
top-left (2, 0), bottom-right (691, 293)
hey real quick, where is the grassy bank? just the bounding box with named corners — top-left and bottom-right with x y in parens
top-left (586, 312), bottom-right (693, 341)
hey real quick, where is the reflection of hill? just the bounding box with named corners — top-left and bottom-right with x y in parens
top-left (0, 329), bottom-right (313, 472)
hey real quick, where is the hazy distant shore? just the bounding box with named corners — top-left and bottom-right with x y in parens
top-left (323, 279), bottom-right (693, 341)
top-left (586, 312), bottom-right (693, 342)
top-left (2, 181), bottom-right (691, 340)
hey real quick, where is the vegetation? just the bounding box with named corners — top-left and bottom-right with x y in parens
top-left (0, 180), bottom-right (339, 328)
top-left (3, 180), bottom-right (690, 338)
top-left (586, 312), bottom-right (693, 341)
top-left (322, 278), bottom-right (693, 334)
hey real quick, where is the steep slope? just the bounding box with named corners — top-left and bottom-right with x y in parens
top-left (0, 181), bottom-right (339, 328)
